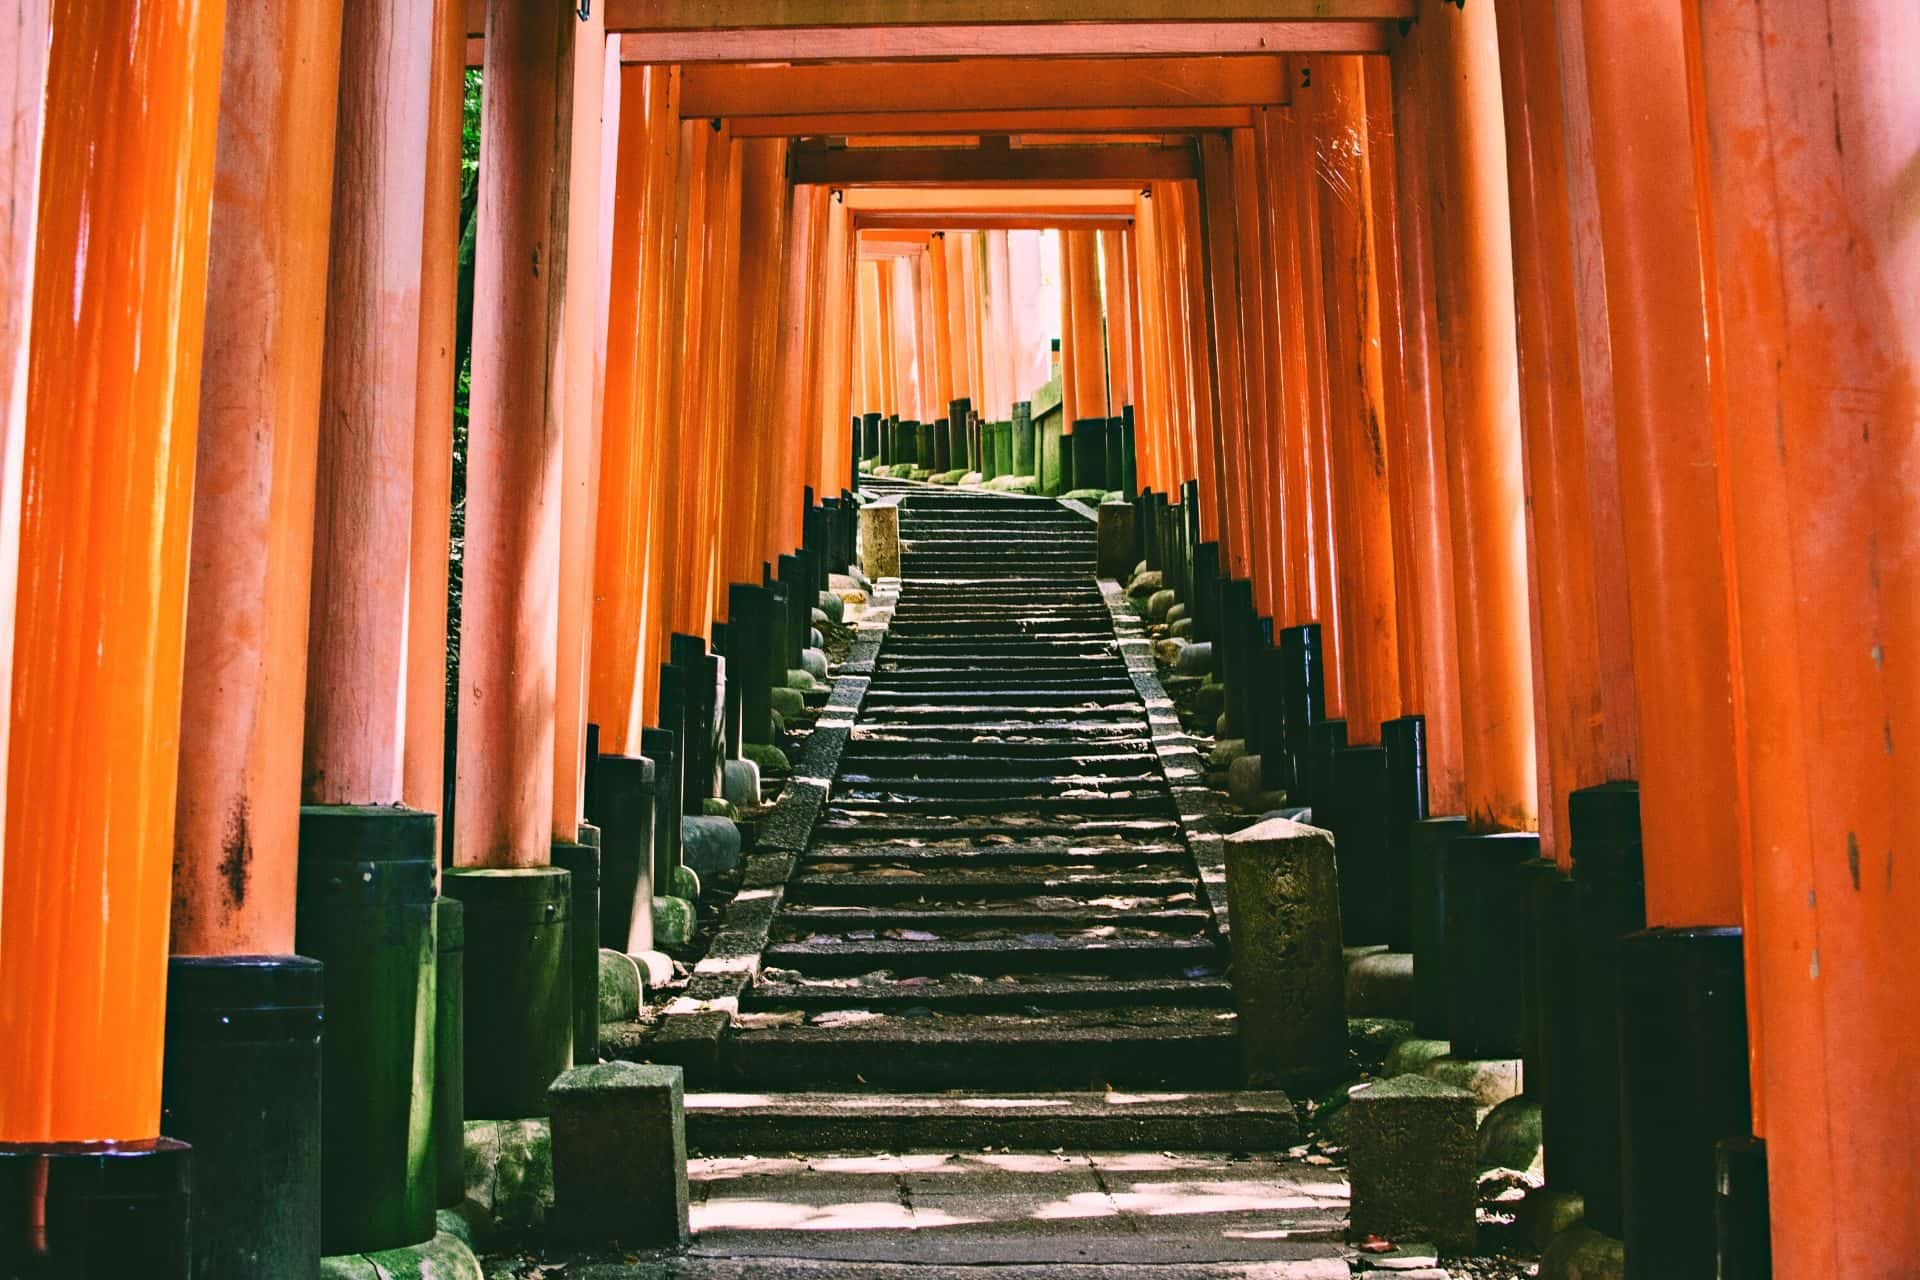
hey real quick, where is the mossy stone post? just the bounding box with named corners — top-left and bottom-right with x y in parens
top-left (916, 419), bottom-right (937, 471)
top-left (1038, 412), bottom-right (1063, 494)
top-left (1011, 401), bottom-right (1034, 475)
top-left (1119, 404), bottom-right (1138, 496)
top-left (980, 421), bottom-right (1001, 481)
top-left (1223, 818), bottom-right (1348, 1088)
top-left (432, 898), bottom-right (465, 1208)
top-left (440, 867), bottom-right (573, 1119)
top-left (1059, 420), bottom-right (1076, 491)
top-left (994, 419), bottom-right (1015, 477)
top-left (161, 955), bottom-right (324, 1278)
top-left (585, 753), bottom-right (656, 953)
top-left (728, 584), bottom-right (774, 745)
top-left (295, 805), bottom-right (438, 1254)
top-left (947, 398), bottom-right (970, 470)
top-left (969, 409), bottom-right (985, 477)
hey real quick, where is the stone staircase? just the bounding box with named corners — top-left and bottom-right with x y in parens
top-left (723, 490), bottom-right (1248, 1096)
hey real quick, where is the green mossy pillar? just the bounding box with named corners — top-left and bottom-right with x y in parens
top-left (296, 805), bottom-right (439, 1255)
top-left (441, 866), bottom-right (574, 1119)
top-left (994, 419), bottom-right (1015, 477)
top-left (1012, 401), bottom-right (1036, 476)
top-left (433, 897), bottom-right (465, 1209)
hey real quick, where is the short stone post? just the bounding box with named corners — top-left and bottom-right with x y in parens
top-left (1223, 818), bottom-right (1347, 1089)
top-left (1348, 1075), bottom-right (1479, 1254)
top-left (860, 498), bottom-right (901, 579)
top-left (549, 1061), bottom-right (690, 1247)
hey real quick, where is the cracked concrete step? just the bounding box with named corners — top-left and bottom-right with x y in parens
top-left (761, 934), bottom-right (1219, 979)
top-left (741, 973), bottom-right (1235, 1015)
top-left (719, 1007), bottom-right (1240, 1089)
top-left (788, 870), bottom-right (1202, 904)
top-left (800, 840), bottom-right (1191, 866)
top-left (682, 1089), bottom-right (1297, 1153)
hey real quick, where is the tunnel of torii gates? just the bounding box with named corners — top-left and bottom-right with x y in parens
top-left (0, 0), bottom-right (1912, 1275)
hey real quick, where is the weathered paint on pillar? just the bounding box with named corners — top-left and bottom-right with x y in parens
top-left (1410, 1), bottom-right (1536, 832)
top-left (0, 0), bottom-right (225, 1142)
top-left (457, 0), bottom-right (575, 868)
top-left (1576, 0), bottom-right (1741, 921)
top-left (306, 0), bottom-right (436, 808)
top-left (1698, 2), bottom-right (1920, 1268)
top-left (1380, 34), bottom-right (1466, 817)
top-left (1494, 1), bottom-right (1607, 866)
top-left (0, 0), bottom-right (46, 936)
top-left (405, 0), bottom-right (466, 823)
top-left (174, 0), bottom-right (345, 956)
top-left (1228, 129), bottom-right (1277, 618)
top-left (1196, 134), bottom-right (1253, 582)
top-left (553, 2), bottom-right (606, 841)
top-left (1311, 57), bottom-right (1400, 740)
top-left (592, 65), bottom-right (672, 755)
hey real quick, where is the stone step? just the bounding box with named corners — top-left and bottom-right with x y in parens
top-left (813, 814), bottom-right (1182, 840)
top-left (801, 839), bottom-right (1191, 866)
top-left (837, 745), bottom-right (1158, 766)
top-left (682, 1088), bottom-right (1297, 1153)
top-left (773, 903), bottom-right (1211, 932)
top-left (715, 1006), bottom-right (1240, 1090)
top-left (742, 973), bottom-right (1235, 1015)
top-left (762, 933), bottom-right (1219, 978)
top-left (823, 797), bottom-right (1173, 822)
top-left (789, 870), bottom-right (1201, 905)
top-left (836, 772), bottom-right (1163, 794)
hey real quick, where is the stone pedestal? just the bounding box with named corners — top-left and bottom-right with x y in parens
top-left (1348, 1075), bottom-right (1478, 1255)
top-left (549, 1062), bottom-right (690, 1247)
top-left (1222, 818), bottom-right (1347, 1089)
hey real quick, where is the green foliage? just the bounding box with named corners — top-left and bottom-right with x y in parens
top-left (446, 71), bottom-right (481, 765)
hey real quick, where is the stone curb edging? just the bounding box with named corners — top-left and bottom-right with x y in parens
top-left (1096, 576), bottom-right (1233, 946)
top-left (650, 581), bottom-right (899, 1070)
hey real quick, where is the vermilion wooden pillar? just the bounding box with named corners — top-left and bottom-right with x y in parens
top-left (1227, 130), bottom-right (1276, 617)
top-left (770, 180), bottom-right (817, 557)
top-left (175, 0), bottom-right (344, 956)
top-left (1255, 114), bottom-right (1316, 631)
top-left (1493, 1), bottom-right (1608, 864)
top-left (928, 233), bottom-right (956, 410)
top-left (1410, 0), bottom-right (1536, 832)
top-left (1553, 0), bottom-right (1639, 786)
top-left (553, 6), bottom-right (607, 844)
top-left (1175, 184), bottom-right (1221, 539)
top-left (1280, 99), bottom-right (1345, 716)
top-left (1698, 2), bottom-right (1920, 1269)
top-left (1380, 32), bottom-right (1466, 817)
top-left (0, 0), bottom-right (224, 1151)
top-left (0, 0), bottom-right (45, 915)
top-left (457, 0), bottom-right (576, 869)
top-left (728, 138), bottom-right (788, 584)
top-left (1575, 0), bottom-right (1742, 922)
top-left (1312, 56), bottom-right (1401, 739)
top-left (1196, 134), bottom-right (1252, 582)
top-left (592, 65), bottom-right (672, 754)
top-left (1129, 192), bottom-right (1170, 495)
top-left (1099, 226), bottom-right (1135, 418)
top-left (405, 0), bottom-right (466, 825)
top-left (307, 0), bottom-right (436, 811)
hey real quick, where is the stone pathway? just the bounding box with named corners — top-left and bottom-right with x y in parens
top-left (727, 489), bottom-right (1240, 1090)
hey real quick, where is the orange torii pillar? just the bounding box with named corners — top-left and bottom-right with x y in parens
top-left (1225, 134), bottom-right (1275, 618)
top-left (165, 2), bottom-right (343, 1273)
top-left (0, 0), bottom-right (44, 928)
top-left (0, 0), bottom-right (222, 1271)
top-left (451, 0), bottom-right (578, 1128)
top-left (1278, 102), bottom-right (1346, 722)
top-left (300, 0), bottom-right (442, 1255)
top-left (1128, 193), bottom-right (1172, 498)
top-left (1386, 4), bottom-right (1538, 1079)
top-left (1061, 228), bottom-right (1110, 492)
top-left (1376, 36), bottom-right (1464, 820)
top-left (1407, 4), bottom-right (1536, 834)
top-left (1560, 2), bottom-right (1754, 1266)
top-left (1196, 135), bottom-right (1253, 588)
top-left (550, 3), bottom-right (606, 1073)
top-left (1700, 3), bottom-right (1919, 1272)
top-left (1310, 58), bottom-right (1401, 745)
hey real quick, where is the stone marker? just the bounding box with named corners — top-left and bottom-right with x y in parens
top-left (1223, 818), bottom-right (1347, 1088)
top-left (549, 1062), bottom-right (689, 1247)
top-left (681, 814), bottom-right (743, 877)
top-left (597, 948), bottom-right (642, 1023)
top-left (1348, 1074), bottom-right (1478, 1254)
top-left (859, 500), bottom-right (900, 578)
